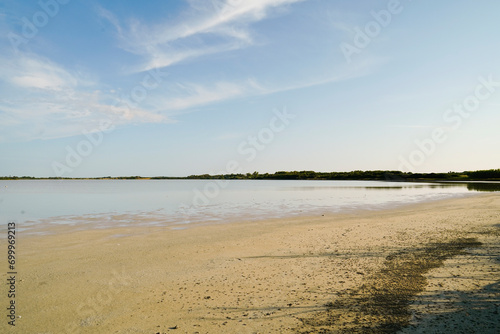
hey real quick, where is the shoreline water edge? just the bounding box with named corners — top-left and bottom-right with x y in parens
top-left (1, 193), bottom-right (499, 333)
top-left (2, 179), bottom-right (499, 235)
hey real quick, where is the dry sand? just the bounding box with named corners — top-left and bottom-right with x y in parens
top-left (2, 194), bottom-right (499, 333)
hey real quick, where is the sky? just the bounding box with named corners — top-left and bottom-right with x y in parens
top-left (0, 0), bottom-right (499, 177)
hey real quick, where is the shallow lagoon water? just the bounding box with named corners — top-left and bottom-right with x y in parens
top-left (0, 179), bottom-right (498, 232)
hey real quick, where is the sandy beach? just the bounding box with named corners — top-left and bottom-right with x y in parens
top-left (4, 194), bottom-right (500, 333)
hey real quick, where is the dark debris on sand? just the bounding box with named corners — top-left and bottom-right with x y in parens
top-left (296, 237), bottom-right (482, 334)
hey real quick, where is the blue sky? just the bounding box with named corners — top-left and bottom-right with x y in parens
top-left (1, 0), bottom-right (499, 177)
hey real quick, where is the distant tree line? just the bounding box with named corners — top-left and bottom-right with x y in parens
top-left (183, 169), bottom-right (500, 181)
top-left (1, 169), bottom-right (500, 181)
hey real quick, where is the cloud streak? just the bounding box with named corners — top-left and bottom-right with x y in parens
top-left (3, 55), bottom-right (78, 91)
top-left (0, 0), bottom-right (379, 143)
top-left (99, 0), bottom-right (307, 72)
top-left (150, 57), bottom-right (377, 113)
top-left (0, 52), bottom-right (170, 142)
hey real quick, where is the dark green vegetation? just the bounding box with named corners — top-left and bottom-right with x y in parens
top-left (183, 169), bottom-right (500, 181)
top-left (2, 169), bottom-right (500, 181)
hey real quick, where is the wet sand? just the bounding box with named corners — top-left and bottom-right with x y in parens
top-left (3, 194), bottom-right (500, 333)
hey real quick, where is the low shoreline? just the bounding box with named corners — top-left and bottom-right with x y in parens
top-left (6, 194), bottom-right (500, 333)
top-left (11, 191), bottom-right (483, 237)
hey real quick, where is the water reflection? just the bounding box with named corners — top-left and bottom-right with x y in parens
top-left (284, 183), bottom-right (466, 191)
top-left (365, 182), bottom-right (500, 192)
top-left (466, 182), bottom-right (500, 192)
top-left (364, 184), bottom-right (466, 190)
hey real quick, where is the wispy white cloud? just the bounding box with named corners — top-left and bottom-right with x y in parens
top-left (1, 0), bottom-right (380, 143)
top-left (137, 43), bottom-right (244, 73)
top-left (0, 52), bottom-right (171, 142)
top-left (150, 57), bottom-right (377, 112)
top-left (326, 9), bottom-right (359, 34)
top-left (94, 0), bottom-right (382, 114)
top-left (96, 6), bottom-right (123, 36)
top-left (153, 79), bottom-right (261, 111)
top-left (266, 57), bottom-right (380, 96)
top-left (3, 55), bottom-right (78, 91)
top-left (99, 0), bottom-right (307, 72)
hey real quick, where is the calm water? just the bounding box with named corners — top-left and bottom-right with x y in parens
top-left (0, 180), bottom-right (498, 233)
